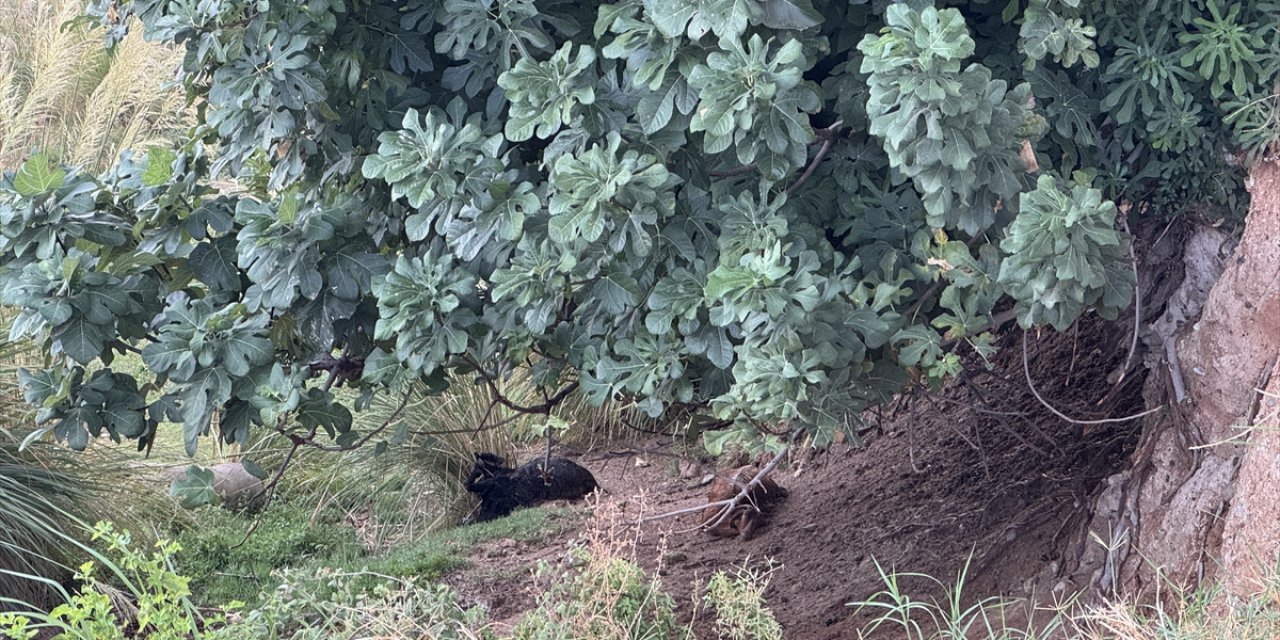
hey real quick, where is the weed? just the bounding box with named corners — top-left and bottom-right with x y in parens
top-left (1077, 565), bottom-right (1280, 640)
top-left (848, 555), bottom-right (1069, 640)
top-left (705, 561), bottom-right (784, 640)
top-left (512, 500), bottom-right (690, 640)
top-left (0, 522), bottom-right (207, 640)
top-left (1, 420), bottom-right (182, 609)
top-left (173, 501), bottom-right (360, 606)
top-left (208, 570), bottom-right (494, 640)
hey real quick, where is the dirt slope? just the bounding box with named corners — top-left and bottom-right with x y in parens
top-left (447, 316), bottom-right (1145, 638)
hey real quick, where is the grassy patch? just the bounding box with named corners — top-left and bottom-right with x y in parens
top-left (1077, 574), bottom-right (1280, 640)
top-left (849, 556), bottom-right (1280, 640)
top-left (173, 501), bottom-right (361, 606)
top-left (512, 501), bottom-right (691, 640)
top-left (301, 505), bottom-right (584, 592)
top-left (173, 499), bottom-right (583, 607)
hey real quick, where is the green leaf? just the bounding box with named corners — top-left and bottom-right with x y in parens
top-left (189, 237), bottom-right (242, 293)
top-left (52, 316), bottom-right (107, 364)
top-left (142, 147), bottom-right (177, 186)
top-left (296, 391), bottom-right (354, 439)
top-left (241, 459), bottom-right (267, 480)
top-left (703, 426), bottom-right (750, 457)
top-left (498, 43), bottom-right (597, 141)
top-left (170, 465), bottom-right (217, 509)
top-left (593, 272), bottom-right (642, 314)
top-left (222, 334), bottom-right (273, 377)
top-left (759, 0), bottom-right (821, 31)
top-left (13, 154), bottom-right (66, 196)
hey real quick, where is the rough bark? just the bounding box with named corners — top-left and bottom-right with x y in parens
top-left (1072, 161), bottom-right (1280, 599)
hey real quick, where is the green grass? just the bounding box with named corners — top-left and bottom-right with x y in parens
top-left (172, 496), bottom-right (584, 607)
top-left (1075, 572), bottom-right (1280, 640)
top-left (332, 505), bottom-right (583, 586)
top-left (849, 556), bottom-right (1280, 640)
top-left (173, 500), bottom-right (361, 606)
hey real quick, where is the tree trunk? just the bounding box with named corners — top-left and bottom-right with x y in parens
top-left (1071, 160), bottom-right (1280, 599)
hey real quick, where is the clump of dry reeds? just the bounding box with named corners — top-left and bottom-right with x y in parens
top-left (0, 0), bottom-right (188, 172)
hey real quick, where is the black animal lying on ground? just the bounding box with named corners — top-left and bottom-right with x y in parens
top-left (462, 452), bottom-right (599, 523)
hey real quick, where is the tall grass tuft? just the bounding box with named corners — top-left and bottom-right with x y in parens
top-left (1077, 567), bottom-right (1280, 640)
top-left (345, 379), bottom-right (528, 539)
top-left (849, 556), bottom-right (1070, 640)
top-left (0, 308), bottom-right (183, 610)
top-left (0, 0), bottom-right (188, 172)
top-left (0, 434), bottom-right (94, 610)
top-left (849, 557), bottom-right (1280, 640)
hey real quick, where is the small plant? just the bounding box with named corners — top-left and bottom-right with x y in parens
top-left (512, 501), bottom-right (690, 640)
top-left (514, 555), bottom-right (687, 640)
top-left (207, 569), bottom-right (494, 640)
top-left (705, 562), bottom-right (784, 640)
top-left (173, 500), bottom-right (359, 606)
top-left (0, 522), bottom-right (206, 640)
top-left (848, 555), bottom-right (1067, 640)
top-left (1077, 561), bottom-right (1280, 640)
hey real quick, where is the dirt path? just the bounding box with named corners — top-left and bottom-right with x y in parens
top-left (446, 316), bottom-right (1145, 638)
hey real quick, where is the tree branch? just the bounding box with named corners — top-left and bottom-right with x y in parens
top-left (1021, 330), bottom-right (1165, 425)
top-left (710, 120), bottom-right (844, 183)
top-left (709, 163), bottom-right (759, 178)
top-left (641, 428), bottom-right (798, 527)
top-left (307, 354), bottom-right (364, 387)
top-left (462, 354), bottom-right (579, 415)
top-left (786, 137), bottom-right (834, 195)
top-left (301, 389), bottom-right (413, 453)
top-left (259, 425), bottom-right (317, 511)
top-left (1117, 215), bottom-right (1142, 384)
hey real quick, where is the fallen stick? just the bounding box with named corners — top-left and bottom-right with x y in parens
top-left (640, 429), bottom-right (797, 529)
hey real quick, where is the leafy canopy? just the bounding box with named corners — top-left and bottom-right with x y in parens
top-left (1, 0), bottom-right (1276, 458)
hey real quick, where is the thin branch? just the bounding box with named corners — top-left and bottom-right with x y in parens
top-left (1117, 216), bottom-right (1141, 383)
top-left (786, 120), bottom-right (845, 194)
top-left (260, 426), bottom-right (316, 511)
top-left (1022, 330), bottom-right (1165, 425)
top-left (477, 394), bottom-right (501, 433)
top-left (641, 429), bottom-right (797, 526)
top-left (462, 355), bottom-right (580, 415)
top-left (786, 137), bottom-right (834, 195)
top-left (959, 374), bottom-right (1060, 455)
top-left (307, 354), bottom-right (364, 387)
top-left (405, 400), bottom-right (542, 438)
top-left (107, 340), bottom-right (143, 355)
top-left (641, 499), bottom-right (734, 522)
top-left (709, 120), bottom-right (843, 182)
top-left (710, 163), bottom-right (759, 178)
top-left (303, 389), bottom-right (413, 452)
top-left (320, 368), bottom-right (339, 394)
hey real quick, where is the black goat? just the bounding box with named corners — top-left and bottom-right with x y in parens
top-left (462, 452), bottom-right (598, 523)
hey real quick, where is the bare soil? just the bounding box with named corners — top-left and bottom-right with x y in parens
top-left (445, 315), bottom-right (1147, 638)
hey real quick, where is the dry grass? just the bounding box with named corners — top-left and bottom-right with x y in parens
top-left (511, 496), bottom-right (691, 640)
top-left (1075, 569), bottom-right (1280, 640)
top-left (851, 558), bottom-right (1280, 640)
top-left (0, 0), bottom-right (188, 172)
